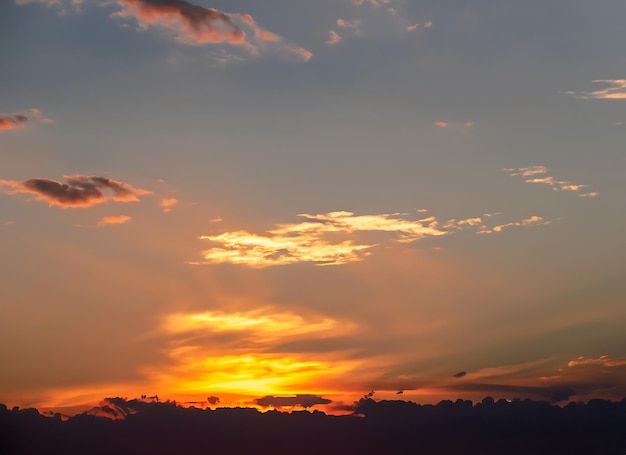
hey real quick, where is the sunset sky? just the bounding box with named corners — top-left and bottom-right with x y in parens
top-left (1, 0), bottom-right (626, 414)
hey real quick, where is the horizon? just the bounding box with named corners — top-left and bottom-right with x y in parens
top-left (2, 0), bottom-right (626, 424)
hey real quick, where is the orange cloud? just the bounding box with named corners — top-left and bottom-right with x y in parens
top-left (113, 0), bottom-right (246, 45)
top-left (112, 0), bottom-right (312, 61)
top-left (0, 113), bottom-right (28, 130)
top-left (0, 175), bottom-right (151, 208)
top-left (0, 108), bottom-right (53, 131)
top-left (97, 215), bottom-right (132, 227)
top-left (160, 197), bottom-right (178, 213)
top-left (435, 121), bottom-right (473, 130)
top-left (197, 211), bottom-right (448, 267)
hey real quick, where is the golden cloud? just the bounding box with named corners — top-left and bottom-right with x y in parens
top-left (197, 211), bottom-right (448, 267)
top-left (505, 166), bottom-right (595, 195)
top-left (97, 215), bottom-right (132, 227)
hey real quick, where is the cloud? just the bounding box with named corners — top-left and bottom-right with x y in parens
top-left (435, 121), bottom-right (474, 131)
top-left (113, 0), bottom-right (246, 45)
top-left (254, 394), bottom-right (331, 409)
top-left (0, 109), bottom-right (52, 131)
top-left (112, 0), bottom-right (312, 61)
top-left (567, 356), bottom-right (626, 368)
top-left (163, 310), bottom-right (345, 340)
top-left (0, 114), bottom-right (28, 131)
top-left (160, 197), bottom-right (178, 213)
top-left (566, 80), bottom-right (626, 100)
top-left (337, 18), bottom-right (361, 31)
top-left (197, 211), bottom-right (448, 267)
top-left (326, 30), bottom-right (342, 46)
top-left (84, 398), bottom-right (136, 420)
top-left (578, 192), bottom-right (599, 198)
top-left (481, 215), bottom-right (551, 234)
top-left (505, 166), bottom-right (595, 195)
top-left (0, 175), bottom-right (152, 208)
top-left (207, 396), bottom-right (220, 405)
top-left (97, 215), bottom-right (132, 227)
top-left (453, 371), bottom-right (467, 378)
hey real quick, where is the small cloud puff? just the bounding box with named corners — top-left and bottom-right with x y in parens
top-left (160, 197), bottom-right (178, 213)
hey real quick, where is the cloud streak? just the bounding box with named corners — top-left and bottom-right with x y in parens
top-left (0, 175), bottom-right (151, 208)
top-left (505, 166), bottom-right (595, 195)
top-left (566, 79), bottom-right (626, 100)
top-left (97, 215), bottom-right (132, 227)
top-left (196, 211), bottom-right (448, 267)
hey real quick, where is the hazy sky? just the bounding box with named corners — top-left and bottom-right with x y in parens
top-left (1, 0), bottom-right (626, 413)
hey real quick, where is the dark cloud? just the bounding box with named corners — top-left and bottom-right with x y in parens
top-left (0, 175), bottom-right (151, 208)
top-left (207, 396), bottom-right (220, 405)
top-left (114, 0), bottom-right (247, 45)
top-left (445, 382), bottom-right (576, 403)
top-left (254, 394), bottom-right (331, 408)
top-left (0, 114), bottom-right (28, 130)
top-left (453, 371), bottom-right (467, 378)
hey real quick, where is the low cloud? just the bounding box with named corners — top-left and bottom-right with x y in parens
top-left (0, 175), bottom-right (151, 208)
top-left (568, 356), bottom-right (626, 368)
top-left (254, 394), bottom-right (331, 409)
top-left (565, 79), bottom-right (626, 100)
top-left (504, 166), bottom-right (595, 195)
top-left (197, 211), bottom-right (448, 267)
top-left (453, 371), bottom-right (467, 378)
top-left (97, 215), bottom-right (132, 227)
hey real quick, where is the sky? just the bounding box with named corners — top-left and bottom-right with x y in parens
top-left (1, 0), bottom-right (626, 414)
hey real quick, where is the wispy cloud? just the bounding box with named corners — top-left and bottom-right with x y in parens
top-left (160, 197), bottom-right (178, 213)
top-left (97, 215), bottom-right (132, 227)
top-left (196, 211), bottom-right (448, 267)
top-left (0, 175), bottom-right (151, 208)
top-left (565, 79), bottom-right (626, 100)
top-left (0, 108), bottom-right (52, 131)
top-left (326, 30), bottom-right (342, 46)
top-left (505, 166), bottom-right (595, 195)
top-left (478, 215), bottom-right (551, 234)
top-left (435, 121), bottom-right (475, 131)
top-left (568, 356), bottom-right (626, 368)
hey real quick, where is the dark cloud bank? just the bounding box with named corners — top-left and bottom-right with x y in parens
top-left (2, 397), bottom-right (626, 454)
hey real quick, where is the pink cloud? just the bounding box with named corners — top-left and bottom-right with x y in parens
top-left (113, 0), bottom-right (246, 45)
